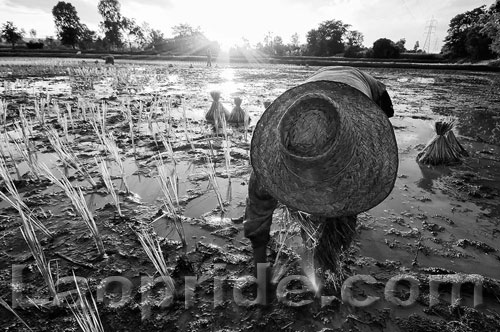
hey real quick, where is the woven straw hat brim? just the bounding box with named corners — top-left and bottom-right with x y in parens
top-left (251, 80), bottom-right (398, 217)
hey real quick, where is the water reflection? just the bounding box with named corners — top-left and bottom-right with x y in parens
top-left (416, 163), bottom-right (451, 192)
top-left (206, 67), bottom-right (245, 99)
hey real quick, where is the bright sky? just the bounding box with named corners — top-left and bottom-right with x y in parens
top-left (0, 0), bottom-right (497, 52)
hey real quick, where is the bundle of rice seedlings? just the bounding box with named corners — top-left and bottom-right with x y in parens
top-left (69, 273), bottom-right (104, 332)
top-left (446, 130), bottom-right (468, 157)
top-left (39, 164), bottom-right (106, 256)
top-left (134, 227), bottom-right (175, 293)
top-left (205, 91), bottom-right (230, 131)
top-left (97, 157), bottom-right (122, 217)
top-left (417, 120), bottom-right (462, 165)
top-left (228, 97), bottom-right (250, 126)
top-left (271, 206), bottom-right (299, 284)
top-left (312, 216), bottom-right (357, 276)
top-left (0, 297), bottom-right (34, 331)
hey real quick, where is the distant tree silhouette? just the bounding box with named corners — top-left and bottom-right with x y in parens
top-left (442, 5), bottom-right (495, 60)
top-left (306, 20), bottom-right (350, 56)
top-left (372, 38), bottom-right (400, 58)
top-left (52, 1), bottom-right (84, 48)
top-left (1, 21), bottom-right (25, 49)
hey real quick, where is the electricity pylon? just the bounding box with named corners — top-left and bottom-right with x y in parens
top-left (423, 17), bottom-right (438, 53)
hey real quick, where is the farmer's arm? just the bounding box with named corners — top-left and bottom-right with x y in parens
top-left (243, 172), bottom-right (278, 264)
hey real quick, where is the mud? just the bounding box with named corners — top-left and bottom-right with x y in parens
top-left (0, 57), bottom-right (500, 331)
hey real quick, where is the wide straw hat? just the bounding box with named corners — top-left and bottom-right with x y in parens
top-left (251, 71), bottom-right (398, 217)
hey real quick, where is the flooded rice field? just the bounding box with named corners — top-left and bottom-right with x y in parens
top-left (1, 57), bottom-right (500, 331)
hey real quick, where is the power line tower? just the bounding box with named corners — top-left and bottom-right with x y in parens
top-left (423, 17), bottom-right (437, 53)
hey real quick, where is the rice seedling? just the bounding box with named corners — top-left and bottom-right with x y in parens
top-left (46, 127), bottom-right (96, 187)
top-left (121, 101), bottom-right (136, 156)
top-left (0, 158), bottom-right (51, 236)
top-left (19, 210), bottom-right (58, 301)
top-left (418, 120), bottom-right (462, 165)
top-left (204, 154), bottom-right (225, 212)
top-left (0, 98), bottom-right (8, 130)
top-left (53, 102), bottom-right (61, 125)
top-left (134, 227), bottom-right (175, 293)
top-left (220, 120), bottom-right (232, 182)
top-left (96, 157), bottom-right (122, 217)
top-left (9, 134), bottom-right (39, 179)
top-left (181, 100), bottom-right (195, 150)
top-left (0, 141), bottom-right (21, 181)
top-left (91, 124), bottom-right (129, 193)
top-left (156, 158), bottom-right (186, 246)
top-left (66, 102), bottom-right (74, 129)
top-left (68, 273), bottom-right (104, 332)
top-left (0, 297), bottom-right (34, 331)
top-left (16, 106), bottom-right (36, 166)
top-left (38, 163), bottom-right (106, 256)
top-left (61, 114), bottom-right (70, 142)
top-left (34, 97), bottom-right (49, 126)
top-left (103, 133), bottom-right (129, 193)
top-left (138, 100), bottom-right (144, 130)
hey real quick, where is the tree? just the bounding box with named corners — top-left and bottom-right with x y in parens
top-left (273, 36), bottom-right (286, 56)
top-left (171, 23), bottom-right (209, 54)
top-left (413, 41), bottom-right (420, 52)
top-left (148, 29), bottom-right (165, 50)
top-left (441, 5), bottom-right (494, 59)
top-left (98, 0), bottom-right (126, 49)
top-left (344, 30), bottom-right (364, 57)
top-left (372, 38), bottom-right (400, 58)
top-left (345, 30), bottom-right (364, 48)
top-left (481, 0), bottom-right (500, 56)
top-left (1, 21), bottom-right (25, 48)
top-left (287, 33), bottom-right (301, 55)
top-left (395, 38), bottom-right (406, 53)
top-left (29, 28), bottom-right (37, 39)
top-left (306, 20), bottom-right (350, 56)
top-left (52, 2), bottom-right (84, 48)
top-left (122, 17), bottom-right (143, 51)
top-left (78, 25), bottom-right (96, 50)
top-left (172, 24), bottom-right (201, 38)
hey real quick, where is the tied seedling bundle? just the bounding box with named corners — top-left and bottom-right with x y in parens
top-left (228, 97), bottom-right (250, 126)
top-left (205, 91), bottom-right (230, 127)
top-left (418, 120), bottom-right (466, 165)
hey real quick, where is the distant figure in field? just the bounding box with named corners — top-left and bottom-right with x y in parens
top-left (206, 47), bottom-right (212, 67)
top-left (104, 55), bottom-right (114, 65)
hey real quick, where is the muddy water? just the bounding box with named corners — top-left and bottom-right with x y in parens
top-left (1, 59), bottom-right (500, 279)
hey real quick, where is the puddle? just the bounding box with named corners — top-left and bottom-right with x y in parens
top-left (0, 77), bottom-right (72, 96)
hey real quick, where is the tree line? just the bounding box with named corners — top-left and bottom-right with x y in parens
top-left (1, 0), bottom-right (499, 60)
